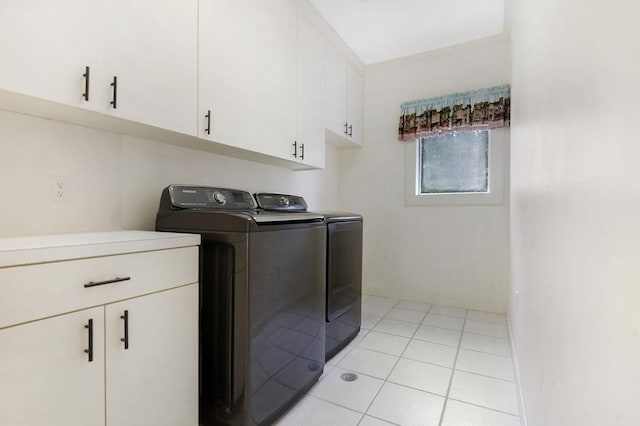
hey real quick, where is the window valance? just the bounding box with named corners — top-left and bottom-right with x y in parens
top-left (398, 84), bottom-right (510, 141)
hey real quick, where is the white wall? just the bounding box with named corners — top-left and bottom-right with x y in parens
top-left (339, 35), bottom-right (511, 312)
top-left (0, 109), bottom-right (338, 237)
top-left (509, 0), bottom-right (640, 425)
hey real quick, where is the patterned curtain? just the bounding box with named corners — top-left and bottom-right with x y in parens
top-left (398, 84), bottom-right (510, 141)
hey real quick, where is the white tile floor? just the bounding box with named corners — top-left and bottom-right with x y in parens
top-left (276, 295), bottom-right (522, 426)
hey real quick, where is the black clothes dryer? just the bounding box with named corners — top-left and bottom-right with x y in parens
top-left (252, 194), bottom-right (363, 361)
top-left (318, 212), bottom-right (363, 360)
top-left (156, 185), bottom-right (326, 426)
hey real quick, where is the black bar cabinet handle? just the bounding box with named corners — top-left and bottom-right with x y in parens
top-left (110, 76), bottom-right (117, 109)
top-left (292, 140), bottom-right (297, 158)
top-left (120, 310), bottom-right (129, 350)
top-left (344, 121), bottom-right (348, 135)
top-left (82, 66), bottom-right (90, 101)
top-left (348, 124), bottom-right (353, 137)
top-left (300, 143), bottom-right (305, 160)
top-left (84, 276), bottom-right (131, 288)
top-left (84, 319), bottom-right (93, 362)
top-left (205, 110), bottom-right (211, 135)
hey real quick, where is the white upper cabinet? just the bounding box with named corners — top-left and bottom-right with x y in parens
top-left (324, 46), bottom-right (363, 147)
top-left (0, 0), bottom-right (356, 168)
top-left (296, 12), bottom-right (326, 169)
top-left (256, 0), bottom-right (298, 160)
top-left (198, 0), bottom-right (325, 167)
top-left (0, 0), bottom-right (100, 107)
top-left (198, 0), bottom-right (258, 147)
top-left (325, 47), bottom-right (349, 140)
top-left (100, 0), bottom-right (198, 136)
top-left (0, 0), bottom-right (198, 136)
top-left (347, 65), bottom-right (363, 146)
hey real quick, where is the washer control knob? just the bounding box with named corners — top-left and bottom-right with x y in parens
top-left (279, 196), bottom-right (290, 206)
top-left (213, 192), bottom-right (227, 205)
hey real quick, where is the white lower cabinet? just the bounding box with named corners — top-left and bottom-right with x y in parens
top-left (0, 285), bottom-right (198, 426)
top-left (105, 284), bottom-right (198, 426)
top-left (0, 231), bottom-right (200, 426)
top-left (0, 307), bottom-right (105, 426)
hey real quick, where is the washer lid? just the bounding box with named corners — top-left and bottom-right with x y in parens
top-left (251, 210), bottom-right (323, 224)
top-left (314, 211), bottom-right (363, 222)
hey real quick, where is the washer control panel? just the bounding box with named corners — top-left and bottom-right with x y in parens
top-left (168, 185), bottom-right (256, 210)
top-left (254, 193), bottom-right (308, 212)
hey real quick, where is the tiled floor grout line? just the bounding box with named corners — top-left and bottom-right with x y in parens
top-left (362, 323), bottom-right (510, 343)
top-left (437, 308), bottom-right (469, 426)
top-left (311, 298), bottom-right (519, 425)
top-left (276, 298), bottom-right (518, 425)
top-left (364, 326), bottom-right (508, 356)
top-left (374, 311), bottom-right (507, 328)
top-left (446, 397), bottom-right (522, 418)
top-left (451, 369), bottom-right (516, 383)
top-left (341, 343), bottom-right (516, 385)
top-left (304, 394), bottom-right (363, 414)
top-left (356, 299), bottom-right (404, 423)
top-left (362, 414), bottom-right (402, 426)
top-left (461, 330), bottom-right (510, 339)
top-left (302, 394), bottom-right (369, 420)
top-left (356, 299), bottom-right (428, 425)
top-left (364, 298), bottom-right (508, 323)
top-left (457, 346), bottom-right (512, 359)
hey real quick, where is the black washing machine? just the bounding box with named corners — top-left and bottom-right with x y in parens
top-left (156, 185), bottom-right (326, 426)
top-left (253, 194), bottom-right (363, 361)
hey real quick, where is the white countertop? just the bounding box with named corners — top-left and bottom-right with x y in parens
top-left (0, 230), bottom-right (201, 268)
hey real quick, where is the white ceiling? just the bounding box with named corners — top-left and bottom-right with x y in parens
top-left (309, 0), bottom-right (505, 65)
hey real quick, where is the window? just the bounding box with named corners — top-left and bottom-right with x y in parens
top-left (420, 131), bottom-right (488, 194)
top-left (405, 128), bottom-right (507, 206)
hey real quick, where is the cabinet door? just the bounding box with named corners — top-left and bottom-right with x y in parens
top-left (100, 0), bottom-right (198, 135)
top-left (198, 0), bottom-right (258, 146)
top-left (0, 307), bottom-right (105, 426)
top-left (347, 65), bottom-right (364, 146)
top-left (256, 0), bottom-right (297, 160)
top-left (296, 13), bottom-right (326, 168)
top-left (324, 46), bottom-right (348, 139)
top-left (0, 0), bottom-right (100, 108)
top-left (105, 284), bottom-right (198, 426)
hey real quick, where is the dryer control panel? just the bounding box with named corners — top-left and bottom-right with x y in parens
top-left (254, 193), bottom-right (308, 212)
top-left (167, 185), bottom-right (256, 210)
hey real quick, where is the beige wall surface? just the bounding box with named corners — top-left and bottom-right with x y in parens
top-left (339, 35), bottom-right (512, 312)
top-left (0, 110), bottom-right (338, 237)
top-left (509, 0), bottom-right (640, 424)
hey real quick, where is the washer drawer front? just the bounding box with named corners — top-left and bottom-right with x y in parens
top-left (0, 246), bottom-right (198, 329)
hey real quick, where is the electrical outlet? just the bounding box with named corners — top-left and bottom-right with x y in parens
top-left (51, 176), bottom-right (69, 201)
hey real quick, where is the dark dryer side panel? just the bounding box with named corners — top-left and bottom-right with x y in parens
top-left (200, 233), bottom-right (250, 426)
top-left (248, 224), bottom-right (326, 426)
top-left (325, 220), bottom-right (363, 360)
